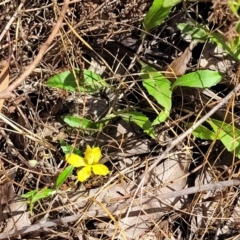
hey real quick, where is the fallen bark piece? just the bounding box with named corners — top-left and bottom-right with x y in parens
top-left (164, 40), bottom-right (198, 82)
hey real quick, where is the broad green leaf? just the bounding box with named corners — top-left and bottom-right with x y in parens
top-left (63, 116), bottom-right (95, 129)
top-left (46, 69), bottom-right (78, 91)
top-left (207, 119), bottom-right (240, 157)
top-left (142, 65), bottom-right (172, 111)
top-left (172, 70), bottom-right (223, 89)
top-left (22, 189), bottom-right (55, 213)
top-left (191, 124), bottom-right (218, 140)
top-left (118, 111), bottom-right (155, 138)
top-left (46, 69), bottom-right (108, 93)
top-left (22, 190), bottom-right (37, 199)
top-left (63, 115), bottom-right (112, 131)
top-left (55, 165), bottom-right (74, 189)
top-left (32, 189), bottom-right (55, 203)
top-left (143, 0), bottom-right (171, 33)
top-left (83, 69), bottom-right (109, 92)
top-left (152, 111), bottom-right (169, 125)
top-left (191, 118), bottom-right (240, 157)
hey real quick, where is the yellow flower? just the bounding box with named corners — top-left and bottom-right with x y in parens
top-left (65, 145), bottom-right (109, 182)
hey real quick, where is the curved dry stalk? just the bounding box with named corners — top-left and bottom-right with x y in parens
top-left (0, 0), bottom-right (70, 99)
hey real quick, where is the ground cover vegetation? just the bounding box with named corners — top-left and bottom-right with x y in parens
top-left (0, 0), bottom-right (240, 239)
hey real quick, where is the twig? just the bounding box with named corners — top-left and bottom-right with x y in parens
top-left (145, 178), bottom-right (240, 201)
top-left (0, 0), bottom-right (70, 99)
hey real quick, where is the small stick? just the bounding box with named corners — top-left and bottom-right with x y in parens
top-left (144, 178), bottom-right (240, 202)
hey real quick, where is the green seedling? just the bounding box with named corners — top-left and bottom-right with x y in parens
top-left (22, 188), bottom-right (55, 213)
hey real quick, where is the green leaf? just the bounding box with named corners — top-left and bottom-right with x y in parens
top-left (207, 119), bottom-right (240, 157)
top-left (63, 114), bottom-right (115, 133)
top-left (31, 189), bottom-right (55, 203)
top-left (163, 0), bottom-right (181, 7)
top-left (190, 119), bottom-right (240, 158)
top-left (118, 111), bottom-right (155, 138)
top-left (178, 23), bottom-right (240, 60)
top-left (83, 69), bottom-right (109, 92)
top-left (142, 64), bottom-right (172, 111)
top-left (46, 69), bottom-right (78, 91)
top-left (191, 124), bottom-right (218, 140)
top-left (63, 115), bottom-right (116, 131)
top-left (46, 69), bottom-right (108, 93)
top-left (208, 31), bottom-right (239, 60)
top-left (60, 140), bottom-right (82, 155)
top-left (172, 70), bottom-right (223, 89)
top-left (178, 23), bottom-right (208, 42)
top-left (63, 116), bottom-right (95, 129)
top-left (93, 114), bottom-right (115, 130)
top-left (55, 165), bottom-right (74, 189)
top-left (228, 0), bottom-right (240, 16)
top-left (152, 111), bottom-right (169, 125)
top-left (22, 190), bottom-right (37, 199)
top-left (143, 0), bottom-right (171, 33)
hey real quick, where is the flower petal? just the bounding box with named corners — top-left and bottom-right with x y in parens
top-left (77, 166), bottom-right (92, 182)
top-left (92, 164), bottom-right (109, 176)
top-left (85, 145), bottom-right (102, 165)
top-left (91, 147), bottom-right (102, 164)
top-left (65, 153), bottom-right (87, 167)
top-left (84, 145), bottom-right (92, 164)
